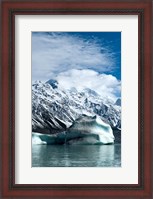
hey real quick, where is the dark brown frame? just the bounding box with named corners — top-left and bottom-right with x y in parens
top-left (1, 0), bottom-right (152, 198)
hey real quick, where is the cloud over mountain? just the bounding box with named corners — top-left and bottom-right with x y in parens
top-left (56, 69), bottom-right (121, 101)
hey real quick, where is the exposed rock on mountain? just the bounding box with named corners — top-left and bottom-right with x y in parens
top-left (32, 80), bottom-right (121, 134)
top-left (115, 98), bottom-right (121, 106)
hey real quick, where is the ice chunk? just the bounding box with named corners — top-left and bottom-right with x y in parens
top-left (67, 115), bottom-right (114, 144)
top-left (32, 133), bottom-right (47, 145)
top-left (32, 115), bottom-right (115, 145)
top-left (32, 132), bottom-right (67, 145)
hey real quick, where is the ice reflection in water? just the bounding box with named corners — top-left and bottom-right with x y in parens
top-left (32, 144), bottom-right (121, 167)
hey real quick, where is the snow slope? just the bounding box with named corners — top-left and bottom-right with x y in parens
top-left (32, 80), bottom-right (121, 134)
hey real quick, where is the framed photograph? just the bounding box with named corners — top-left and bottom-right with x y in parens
top-left (1, 0), bottom-right (152, 198)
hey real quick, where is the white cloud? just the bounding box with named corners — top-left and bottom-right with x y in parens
top-left (32, 32), bottom-right (115, 81)
top-left (56, 69), bottom-right (121, 101)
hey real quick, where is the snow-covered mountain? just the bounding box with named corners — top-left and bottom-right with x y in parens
top-left (32, 80), bottom-right (121, 134)
top-left (115, 98), bottom-right (121, 106)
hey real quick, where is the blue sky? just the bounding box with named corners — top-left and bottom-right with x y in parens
top-left (32, 32), bottom-right (121, 101)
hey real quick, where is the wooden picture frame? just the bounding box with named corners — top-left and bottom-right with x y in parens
top-left (1, 0), bottom-right (152, 198)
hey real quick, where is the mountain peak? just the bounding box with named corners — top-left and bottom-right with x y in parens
top-left (46, 79), bottom-right (58, 89)
top-left (82, 88), bottom-right (99, 96)
top-left (115, 98), bottom-right (121, 106)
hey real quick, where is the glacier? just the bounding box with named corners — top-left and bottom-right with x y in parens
top-left (32, 115), bottom-right (115, 145)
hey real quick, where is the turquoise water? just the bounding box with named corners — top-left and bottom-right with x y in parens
top-left (32, 144), bottom-right (121, 167)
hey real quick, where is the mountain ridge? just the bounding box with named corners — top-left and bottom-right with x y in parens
top-left (32, 80), bottom-right (121, 134)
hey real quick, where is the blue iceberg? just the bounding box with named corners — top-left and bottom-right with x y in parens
top-left (32, 115), bottom-right (115, 145)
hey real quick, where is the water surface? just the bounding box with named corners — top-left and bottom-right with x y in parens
top-left (32, 144), bottom-right (121, 167)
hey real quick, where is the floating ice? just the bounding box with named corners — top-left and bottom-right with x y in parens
top-left (32, 115), bottom-right (114, 145)
top-left (66, 115), bottom-right (114, 144)
top-left (32, 133), bottom-right (47, 145)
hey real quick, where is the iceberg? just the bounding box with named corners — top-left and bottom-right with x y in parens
top-left (32, 131), bottom-right (67, 145)
top-left (66, 115), bottom-right (114, 145)
top-left (32, 133), bottom-right (47, 145)
top-left (32, 115), bottom-right (115, 145)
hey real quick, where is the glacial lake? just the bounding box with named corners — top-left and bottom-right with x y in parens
top-left (32, 144), bottom-right (121, 167)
